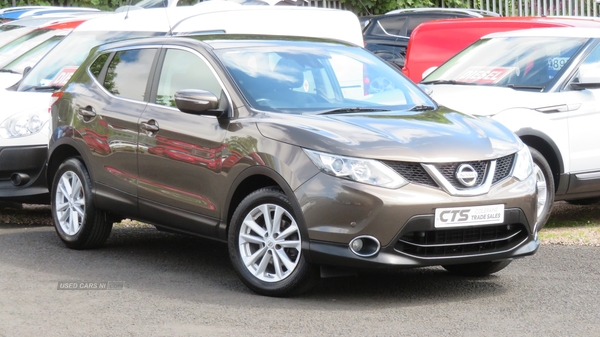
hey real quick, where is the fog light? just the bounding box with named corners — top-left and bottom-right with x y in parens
top-left (350, 239), bottom-right (363, 252)
top-left (349, 235), bottom-right (380, 257)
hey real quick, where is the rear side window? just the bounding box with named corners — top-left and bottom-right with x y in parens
top-left (103, 49), bottom-right (157, 101)
top-left (373, 17), bottom-right (407, 37)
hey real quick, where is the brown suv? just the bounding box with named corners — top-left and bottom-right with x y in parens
top-left (48, 34), bottom-right (538, 297)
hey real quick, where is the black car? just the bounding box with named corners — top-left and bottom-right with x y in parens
top-left (363, 8), bottom-right (499, 69)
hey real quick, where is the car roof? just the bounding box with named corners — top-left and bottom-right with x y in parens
top-left (385, 7), bottom-right (499, 17)
top-left (75, 2), bottom-right (245, 32)
top-left (483, 26), bottom-right (600, 39)
top-left (420, 16), bottom-right (600, 29)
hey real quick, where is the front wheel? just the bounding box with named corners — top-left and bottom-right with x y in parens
top-left (530, 147), bottom-right (555, 231)
top-left (442, 260), bottom-right (512, 277)
top-left (228, 187), bottom-right (319, 297)
top-left (51, 157), bottom-right (112, 250)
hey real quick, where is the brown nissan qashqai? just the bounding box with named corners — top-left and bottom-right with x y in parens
top-left (47, 35), bottom-right (539, 297)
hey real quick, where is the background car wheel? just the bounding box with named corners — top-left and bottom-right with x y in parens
top-left (442, 260), bottom-right (512, 277)
top-left (566, 198), bottom-right (600, 206)
top-left (51, 157), bottom-right (112, 250)
top-left (228, 187), bottom-right (319, 297)
top-left (529, 147), bottom-right (555, 230)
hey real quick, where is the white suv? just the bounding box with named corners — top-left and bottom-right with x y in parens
top-left (422, 27), bottom-right (600, 229)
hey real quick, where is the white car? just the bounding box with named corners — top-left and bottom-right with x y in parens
top-left (0, 3), bottom-right (363, 204)
top-left (422, 27), bottom-right (600, 230)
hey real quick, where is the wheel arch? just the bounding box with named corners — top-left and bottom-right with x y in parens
top-left (47, 142), bottom-right (84, 192)
top-left (516, 129), bottom-right (563, 190)
top-left (219, 166), bottom-right (308, 244)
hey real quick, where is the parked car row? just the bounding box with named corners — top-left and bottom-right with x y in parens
top-left (0, 4), bottom-right (549, 296)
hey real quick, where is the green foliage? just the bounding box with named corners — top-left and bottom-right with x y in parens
top-left (340, 0), bottom-right (473, 15)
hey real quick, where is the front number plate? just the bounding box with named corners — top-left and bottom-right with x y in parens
top-left (434, 204), bottom-right (505, 228)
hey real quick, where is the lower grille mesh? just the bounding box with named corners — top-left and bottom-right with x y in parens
top-left (395, 224), bottom-right (528, 258)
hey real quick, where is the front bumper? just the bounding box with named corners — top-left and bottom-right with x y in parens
top-left (295, 171), bottom-right (538, 268)
top-left (307, 208), bottom-right (539, 270)
top-left (0, 145), bottom-right (49, 204)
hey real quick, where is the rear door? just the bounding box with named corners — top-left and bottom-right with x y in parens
top-left (76, 47), bottom-right (158, 216)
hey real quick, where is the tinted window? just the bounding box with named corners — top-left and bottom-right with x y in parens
top-left (155, 49), bottom-right (222, 107)
top-left (89, 53), bottom-right (110, 79)
top-left (373, 17), bottom-right (407, 37)
top-left (406, 16), bottom-right (456, 37)
top-left (104, 49), bottom-right (156, 101)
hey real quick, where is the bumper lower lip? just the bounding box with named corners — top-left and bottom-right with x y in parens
top-left (306, 208), bottom-right (539, 269)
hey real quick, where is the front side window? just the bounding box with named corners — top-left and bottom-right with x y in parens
top-left (424, 36), bottom-right (588, 89)
top-left (155, 49), bottom-right (222, 107)
top-left (103, 49), bottom-right (157, 101)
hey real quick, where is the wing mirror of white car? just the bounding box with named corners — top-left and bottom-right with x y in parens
top-left (174, 89), bottom-right (226, 118)
top-left (571, 64), bottom-right (600, 90)
top-left (417, 83), bottom-right (433, 95)
top-left (421, 66), bottom-right (438, 80)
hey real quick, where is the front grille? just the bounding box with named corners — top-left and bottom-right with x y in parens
top-left (382, 161), bottom-right (438, 187)
top-left (492, 154), bottom-right (515, 184)
top-left (434, 161), bottom-right (487, 188)
top-left (383, 154), bottom-right (516, 190)
top-left (395, 224), bottom-right (528, 258)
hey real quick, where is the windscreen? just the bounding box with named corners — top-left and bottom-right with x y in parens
top-left (215, 40), bottom-right (433, 114)
top-left (423, 36), bottom-right (589, 89)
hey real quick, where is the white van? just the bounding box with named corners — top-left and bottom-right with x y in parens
top-left (0, 3), bottom-right (363, 204)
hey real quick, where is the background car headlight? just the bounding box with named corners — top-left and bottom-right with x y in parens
top-left (304, 149), bottom-right (408, 189)
top-left (0, 112), bottom-right (47, 138)
top-left (512, 146), bottom-right (533, 181)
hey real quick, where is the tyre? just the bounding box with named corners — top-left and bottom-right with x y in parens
top-left (51, 157), bottom-right (112, 250)
top-left (442, 260), bottom-right (512, 277)
top-left (529, 147), bottom-right (555, 230)
top-left (566, 198), bottom-right (600, 206)
top-left (228, 187), bottom-right (319, 297)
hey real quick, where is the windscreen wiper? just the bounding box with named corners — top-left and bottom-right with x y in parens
top-left (506, 84), bottom-right (545, 91)
top-left (0, 69), bottom-right (19, 74)
top-left (409, 105), bottom-right (436, 111)
top-left (420, 79), bottom-right (477, 85)
top-left (317, 107), bottom-right (391, 115)
top-left (32, 85), bottom-right (63, 91)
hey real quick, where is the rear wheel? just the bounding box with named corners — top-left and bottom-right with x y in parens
top-left (228, 187), bottom-right (319, 297)
top-left (442, 260), bottom-right (512, 277)
top-left (51, 158), bottom-right (112, 249)
top-left (530, 147), bottom-right (555, 230)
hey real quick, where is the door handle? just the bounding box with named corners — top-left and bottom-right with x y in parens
top-left (140, 121), bottom-right (159, 132)
top-left (78, 106), bottom-right (96, 118)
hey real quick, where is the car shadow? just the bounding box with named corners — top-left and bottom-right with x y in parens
top-left (0, 226), bottom-right (508, 309)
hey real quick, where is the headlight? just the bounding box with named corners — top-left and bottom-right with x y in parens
top-left (304, 149), bottom-right (408, 189)
top-left (512, 146), bottom-right (533, 181)
top-left (0, 112), bottom-right (47, 138)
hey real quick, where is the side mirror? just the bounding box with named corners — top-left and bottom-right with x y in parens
top-left (571, 63), bottom-right (600, 90)
top-left (23, 66), bottom-right (32, 78)
top-left (422, 66), bottom-right (438, 80)
top-left (174, 89), bottom-right (223, 117)
top-left (417, 84), bottom-right (433, 95)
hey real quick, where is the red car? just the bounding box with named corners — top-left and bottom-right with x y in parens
top-left (402, 16), bottom-right (600, 83)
